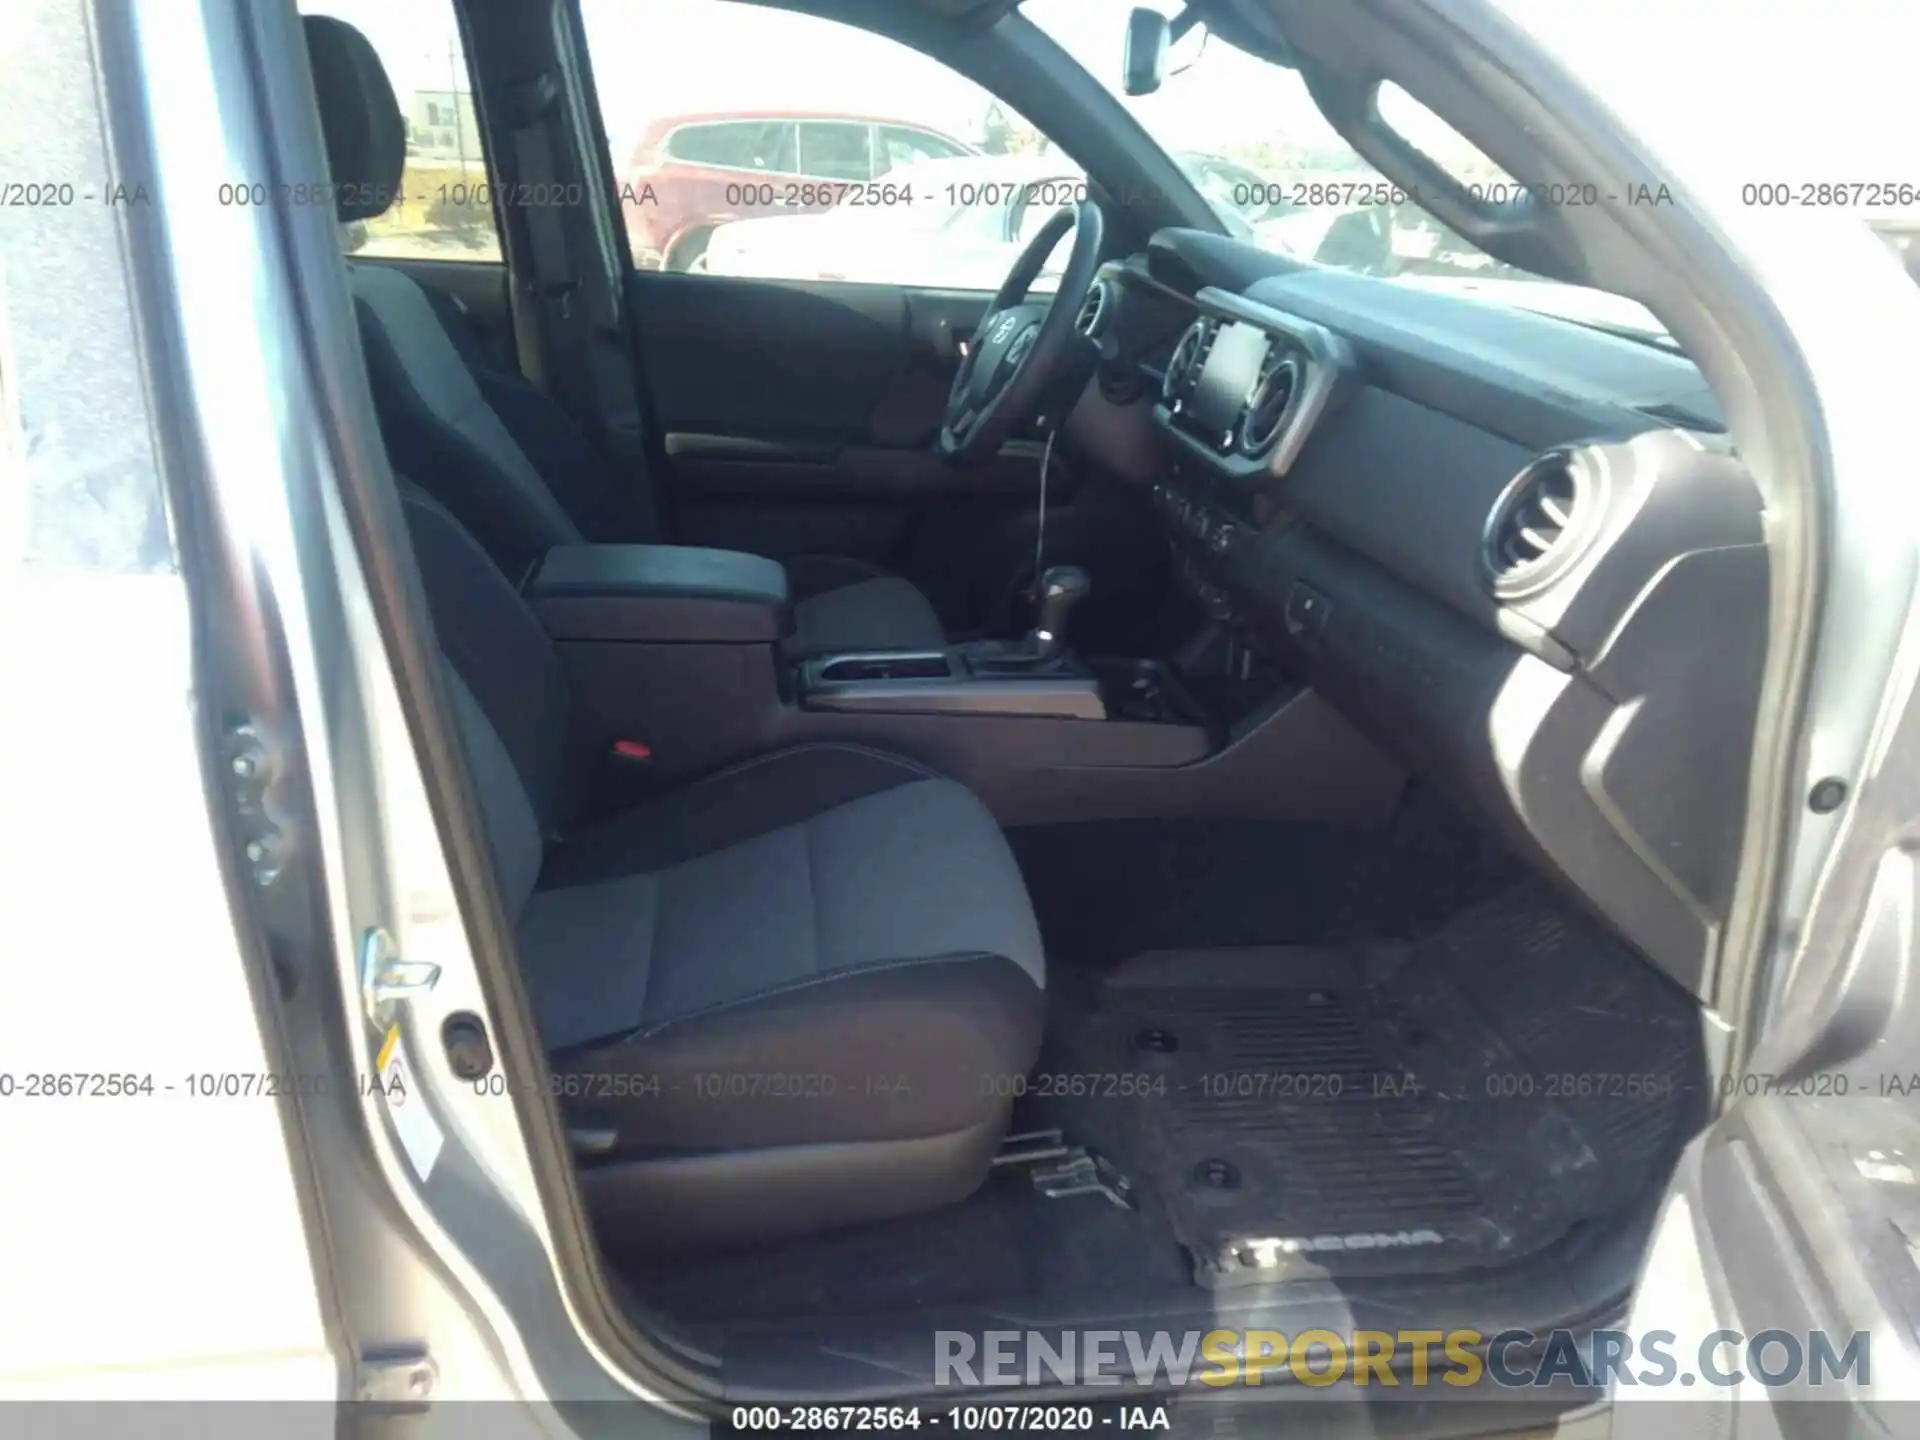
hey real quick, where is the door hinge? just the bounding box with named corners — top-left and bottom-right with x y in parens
top-left (225, 722), bottom-right (290, 887)
top-left (356, 1344), bottom-right (437, 1403)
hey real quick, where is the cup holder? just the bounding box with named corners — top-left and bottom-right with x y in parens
top-left (815, 652), bottom-right (954, 683)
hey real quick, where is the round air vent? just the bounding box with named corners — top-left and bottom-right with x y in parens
top-left (1077, 277), bottom-right (1114, 339)
top-left (1238, 350), bottom-right (1302, 457)
top-left (1161, 318), bottom-right (1212, 407)
top-left (1481, 445), bottom-right (1605, 597)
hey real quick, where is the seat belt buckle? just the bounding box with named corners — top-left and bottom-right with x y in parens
top-left (611, 739), bottom-right (652, 765)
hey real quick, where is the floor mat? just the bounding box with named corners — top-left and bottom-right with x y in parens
top-left (619, 1163), bottom-right (1195, 1328)
top-left (1058, 887), bottom-right (1706, 1288)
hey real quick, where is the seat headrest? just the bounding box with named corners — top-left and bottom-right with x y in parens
top-left (304, 15), bottom-right (404, 222)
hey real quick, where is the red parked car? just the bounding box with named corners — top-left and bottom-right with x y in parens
top-left (618, 110), bottom-right (977, 272)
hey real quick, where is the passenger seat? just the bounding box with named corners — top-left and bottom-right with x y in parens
top-left (402, 486), bottom-right (1046, 1248)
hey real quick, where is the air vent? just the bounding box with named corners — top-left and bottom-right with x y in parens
top-left (1238, 350), bottom-right (1302, 457)
top-left (1077, 278), bottom-right (1114, 339)
top-left (1161, 318), bottom-right (1214, 409)
top-left (1481, 445), bottom-right (1605, 597)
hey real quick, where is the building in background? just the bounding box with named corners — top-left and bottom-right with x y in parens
top-left (405, 88), bottom-right (484, 170)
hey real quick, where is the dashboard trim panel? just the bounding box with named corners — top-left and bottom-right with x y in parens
top-left (1151, 286), bottom-right (1354, 482)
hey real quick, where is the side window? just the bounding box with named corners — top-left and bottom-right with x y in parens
top-left (299, 0), bottom-right (502, 263)
top-left (1013, 199), bottom-right (1055, 250)
top-left (797, 122), bottom-right (874, 183)
top-left (584, 0), bottom-right (1069, 287)
top-left (666, 121), bottom-right (798, 175)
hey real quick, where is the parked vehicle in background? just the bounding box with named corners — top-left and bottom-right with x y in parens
top-left (703, 154), bottom-right (1086, 287)
top-left (1257, 199), bottom-right (1491, 274)
top-left (619, 110), bottom-right (976, 271)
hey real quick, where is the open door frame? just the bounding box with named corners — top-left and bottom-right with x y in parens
top-left (1617, 631), bottom-right (1920, 1431)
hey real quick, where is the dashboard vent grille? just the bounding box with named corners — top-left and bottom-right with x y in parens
top-left (1162, 318), bottom-right (1214, 409)
top-left (1077, 278), bottom-right (1113, 338)
top-left (1238, 350), bottom-right (1302, 457)
top-left (1482, 446), bottom-right (1604, 596)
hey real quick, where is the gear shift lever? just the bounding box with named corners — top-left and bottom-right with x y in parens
top-left (958, 564), bottom-right (1092, 678)
top-left (1032, 565), bottom-right (1090, 661)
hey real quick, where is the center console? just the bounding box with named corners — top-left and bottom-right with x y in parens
top-left (505, 276), bottom-right (1405, 830)
top-left (799, 647), bottom-right (1107, 720)
top-left (796, 565), bottom-right (1112, 721)
top-left (522, 541), bottom-right (1401, 831)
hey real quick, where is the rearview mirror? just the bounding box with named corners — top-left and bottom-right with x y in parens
top-left (1123, 8), bottom-right (1170, 96)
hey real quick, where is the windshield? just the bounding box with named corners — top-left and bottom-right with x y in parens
top-left (1022, 0), bottom-right (1685, 343)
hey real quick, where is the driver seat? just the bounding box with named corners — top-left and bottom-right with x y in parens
top-left (304, 15), bottom-right (946, 659)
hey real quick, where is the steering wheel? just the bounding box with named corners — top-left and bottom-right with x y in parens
top-left (938, 199), bottom-right (1106, 465)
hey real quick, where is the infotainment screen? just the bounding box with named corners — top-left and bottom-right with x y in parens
top-left (1185, 321), bottom-right (1271, 437)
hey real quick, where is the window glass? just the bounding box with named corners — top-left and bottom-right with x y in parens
top-left (666, 121), bottom-right (799, 174)
top-left (1375, 84), bottom-right (1507, 190)
top-left (798, 122), bottom-right (874, 182)
top-left (582, 0), bottom-right (1072, 284)
top-left (299, 0), bottom-right (501, 262)
top-left (878, 126), bottom-right (971, 175)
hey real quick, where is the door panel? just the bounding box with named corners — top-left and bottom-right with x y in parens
top-left (665, 434), bottom-right (1053, 500)
top-left (630, 270), bottom-right (1061, 630)
top-left (581, 1), bottom-right (1158, 638)
top-left (633, 272), bottom-right (981, 445)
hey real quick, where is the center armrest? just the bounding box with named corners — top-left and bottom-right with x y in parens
top-left (527, 544), bottom-right (792, 643)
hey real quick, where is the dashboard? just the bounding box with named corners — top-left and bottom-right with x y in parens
top-left (1078, 228), bottom-right (1767, 998)
top-left (1155, 292), bottom-right (1350, 482)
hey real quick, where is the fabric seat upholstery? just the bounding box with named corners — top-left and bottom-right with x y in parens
top-left (523, 749), bottom-right (1044, 1151)
top-left (304, 14), bottom-right (947, 659)
top-left (401, 485), bottom-right (1046, 1248)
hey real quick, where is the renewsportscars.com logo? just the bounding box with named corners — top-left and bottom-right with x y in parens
top-left (933, 1327), bottom-right (1871, 1390)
